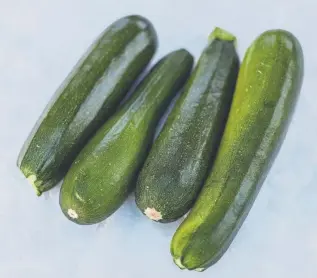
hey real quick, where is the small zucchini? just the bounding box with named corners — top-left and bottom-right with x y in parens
top-left (135, 27), bottom-right (239, 222)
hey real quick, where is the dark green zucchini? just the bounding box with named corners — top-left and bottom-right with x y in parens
top-left (17, 15), bottom-right (157, 196)
top-left (59, 49), bottom-right (194, 225)
top-left (171, 29), bottom-right (304, 271)
top-left (135, 27), bottom-right (239, 222)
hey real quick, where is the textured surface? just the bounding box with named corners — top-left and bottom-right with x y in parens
top-left (171, 30), bottom-right (304, 271)
top-left (1, 0), bottom-right (317, 277)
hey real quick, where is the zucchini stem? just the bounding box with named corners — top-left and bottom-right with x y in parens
top-left (208, 27), bottom-right (237, 48)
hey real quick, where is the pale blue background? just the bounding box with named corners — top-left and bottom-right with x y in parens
top-left (1, 0), bottom-right (317, 277)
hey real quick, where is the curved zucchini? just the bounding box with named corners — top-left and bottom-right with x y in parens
top-left (17, 15), bottom-right (157, 196)
top-left (59, 49), bottom-right (194, 225)
top-left (135, 27), bottom-right (239, 223)
top-left (171, 29), bottom-right (304, 271)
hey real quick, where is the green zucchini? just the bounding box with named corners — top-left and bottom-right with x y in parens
top-left (135, 27), bottom-right (239, 223)
top-left (59, 49), bottom-right (194, 225)
top-left (171, 29), bottom-right (304, 271)
top-left (17, 15), bottom-right (157, 196)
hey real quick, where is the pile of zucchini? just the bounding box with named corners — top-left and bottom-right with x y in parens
top-left (17, 15), bottom-right (304, 271)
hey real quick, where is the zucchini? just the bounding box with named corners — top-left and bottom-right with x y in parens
top-left (171, 29), bottom-right (304, 271)
top-left (135, 28), bottom-right (239, 223)
top-left (17, 15), bottom-right (157, 196)
top-left (59, 49), bottom-right (194, 225)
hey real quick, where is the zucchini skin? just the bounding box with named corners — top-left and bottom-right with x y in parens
top-left (17, 15), bottom-right (157, 196)
top-left (171, 29), bottom-right (304, 271)
top-left (59, 49), bottom-right (194, 225)
top-left (135, 28), bottom-right (239, 223)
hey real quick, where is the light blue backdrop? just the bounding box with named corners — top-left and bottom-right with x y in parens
top-left (1, 0), bottom-right (316, 277)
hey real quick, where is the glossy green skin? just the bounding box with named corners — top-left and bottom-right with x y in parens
top-left (135, 37), bottom-right (239, 222)
top-left (59, 49), bottom-right (194, 225)
top-left (17, 15), bottom-right (157, 196)
top-left (171, 30), bottom-right (304, 271)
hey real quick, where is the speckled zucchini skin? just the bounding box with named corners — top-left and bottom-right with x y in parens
top-left (135, 28), bottom-right (239, 223)
top-left (171, 29), bottom-right (304, 271)
top-left (59, 49), bottom-right (194, 225)
top-left (17, 15), bottom-right (157, 196)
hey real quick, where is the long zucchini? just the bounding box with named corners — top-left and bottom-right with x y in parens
top-left (171, 29), bottom-right (304, 271)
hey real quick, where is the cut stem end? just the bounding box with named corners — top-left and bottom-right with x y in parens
top-left (208, 27), bottom-right (236, 45)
